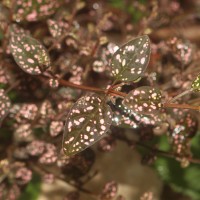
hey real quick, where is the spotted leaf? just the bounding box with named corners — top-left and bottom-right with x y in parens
top-left (111, 35), bottom-right (150, 82)
top-left (167, 37), bottom-right (193, 66)
top-left (0, 89), bottom-right (11, 121)
top-left (170, 125), bottom-right (191, 158)
top-left (112, 99), bottom-right (162, 129)
top-left (13, 0), bottom-right (60, 22)
top-left (9, 24), bottom-right (29, 37)
top-left (169, 109), bottom-right (198, 139)
top-left (123, 86), bottom-right (162, 115)
top-left (191, 74), bottom-right (200, 92)
top-left (10, 33), bottom-right (51, 75)
top-left (47, 19), bottom-right (62, 38)
top-left (100, 181), bottom-right (118, 200)
top-left (63, 93), bottom-right (113, 156)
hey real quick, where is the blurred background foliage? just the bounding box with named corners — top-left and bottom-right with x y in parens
top-left (154, 133), bottom-right (200, 200)
top-left (109, 0), bottom-right (147, 22)
top-left (1, 0), bottom-right (200, 199)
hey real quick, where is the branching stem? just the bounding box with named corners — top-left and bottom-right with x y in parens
top-left (117, 134), bottom-right (200, 165)
top-left (58, 79), bottom-right (200, 111)
top-left (169, 89), bottom-right (192, 103)
top-left (58, 79), bottom-right (126, 97)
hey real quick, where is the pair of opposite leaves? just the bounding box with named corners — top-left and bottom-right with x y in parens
top-left (9, 32), bottom-right (163, 156)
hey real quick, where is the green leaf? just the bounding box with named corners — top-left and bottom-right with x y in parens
top-left (13, 0), bottom-right (60, 22)
top-left (191, 132), bottom-right (200, 160)
top-left (10, 33), bottom-right (51, 75)
top-left (18, 173), bottom-right (41, 200)
top-left (154, 134), bottom-right (200, 200)
top-left (0, 89), bottom-right (11, 121)
top-left (63, 93), bottom-right (113, 156)
top-left (123, 86), bottom-right (162, 115)
top-left (111, 35), bottom-right (150, 82)
top-left (191, 74), bottom-right (200, 92)
top-left (108, 0), bottom-right (146, 22)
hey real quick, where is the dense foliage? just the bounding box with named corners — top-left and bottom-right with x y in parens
top-left (1, 0), bottom-right (200, 199)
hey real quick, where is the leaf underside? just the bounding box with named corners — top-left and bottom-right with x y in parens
top-left (10, 33), bottom-right (50, 75)
top-left (63, 93), bottom-right (113, 156)
top-left (123, 86), bottom-right (162, 115)
top-left (111, 35), bottom-right (151, 82)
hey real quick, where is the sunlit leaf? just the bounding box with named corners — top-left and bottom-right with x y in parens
top-left (63, 93), bottom-right (113, 156)
top-left (111, 35), bottom-right (150, 82)
top-left (123, 86), bottom-right (162, 115)
top-left (0, 89), bottom-right (11, 121)
top-left (10, 33), bottom-right (51, 75)
top-left (191, 74), bottom-right (200, 92)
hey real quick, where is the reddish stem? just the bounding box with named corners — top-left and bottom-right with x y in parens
top-left (163, 103), bottom-right (200, 111)
top-left (58, 78), bottom-right (200, 111)
top-left (58, 79), bottom-right (127, 97)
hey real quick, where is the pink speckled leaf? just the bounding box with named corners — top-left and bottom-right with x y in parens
top-left (47, 19), bottom-right (63, 38)
top-left (63, 93), bottom-right (113, 156)
top-left (13, 0), bottom-right (60, 22)
top-left (191, 74), bottom-right (200, 92)
top-left (111, 35), bottom-right (150, 82)
top-left (100, 181), bottom-right (118, 200)
top-left (0, 89), bottom-right (11, 121)
top-left (10, 33), bottom-right (51, 75)
top-left (123, 86), bottom-right (162, 115)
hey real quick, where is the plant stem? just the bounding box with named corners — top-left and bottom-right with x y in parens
top-left (169, 89), bottom-right (192, 103)
top-left (82, 39), bottom-right (100, 81)
top-left (30, 162), bottom-right (97, 196)
top-left (58, 79), bottom-right (127, 97)
top-left (163, 103), bottom-right (200, 111)
top-left (135, 141), bottom-right (200, 164)
top-left (117, 134), bottom-right (200, 165)
top-left (5, 80), bottom-right (20, 94)
top-left (58, 78), bottom-right (200, 111)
